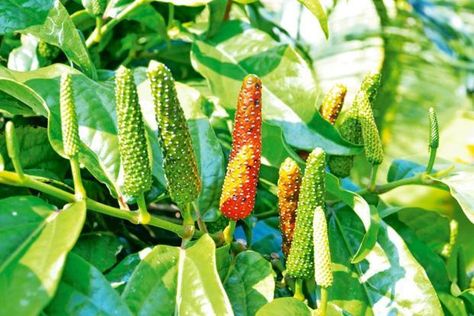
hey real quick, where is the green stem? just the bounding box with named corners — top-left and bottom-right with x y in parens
top-left (192, 201), bottom-right (208, 233)
top-left (5, 122), bottom-right (24, 179)
top-left (86, 0), bottom-right (149, 48)
top-left (426, 146), bottom-right (437, 174)
top-left (70, 156), bottom-right (86, 201)
top-left (95, 17), bottom-right (103, 40)
top-left (319, 288), bottom-right (328, 316)
top-left (181, 203), bottom-right (195, 247)
top-left (0, 170), bottom-right (197, 238)
top-left (293, 279), bottom-right (305, 301)
top-left (224, 220), bottom-right (236, 244)
top-left (368, 164), bottom-right (379, 192)
top-left (168, 4), bottom-right (175, 28)
top-left (136, 193), bottom-right (151, 224)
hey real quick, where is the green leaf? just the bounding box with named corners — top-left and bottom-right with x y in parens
top-left (387, 159), bottom-right (425, 182)
top-left (0, 77), bottom-right (49, 116)
top-left (256, 297), bottom-right (312, 316)
top-left (22, 1), bottom-right (97, 79)
top-left (191, 21), bottom-right (361, 155)
top-left (386, 213), bottom-right (450, 292)
top-left (326, 173), bottom-right (380, 263)
top-left (297, 0), bottom-right (328, 39)
top-left (72, 232), bottom-right (123, 272)
top-left (44, 253), bottom-right (132, 316)
top-left (0, 0), bottom-right (54, 34)
top-left (215, 244), bottom-right (232, 281)
top-left (122, 235), bottom-right (233, 315)
top-left (327, 206), bottom-right (443, 315)
top-left (223, 251), bottom-right (274, 316)
top-left (430, 167), bottom-right (474, 224)
top-left (0, 126), bottom-right (67, 179)
top-left (105, 248), bottom-right (152, 294)
top-left (0, 197), bottom-right (86, 316)
top-left (438, 292), bottom-right (468, 316)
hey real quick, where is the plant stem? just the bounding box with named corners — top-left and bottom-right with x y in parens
top-left (86, 0), bottom-right (149, 48)
top-left (70, 156), bottom-right (86, 200)
top-left (426, 147), bottom-right (437, 174)
top-left (136, 193), bottom-right (151, 224)
top-left (181, 203), bottom-right (195, 247)
top-left (293, 279), bottom-right (305, 301)
top-left (192, 200), bottom-right (208, 233)
top-left (168, 4), bottom-right (174, 28)
top-left (368, 164), bottom-right (379, 192)
top-left (224, 220), bottom-right (236, 244)
top-left (0, 170), bottom-right (195, 238)
top-left (319, 288), bottom-right (328, 316)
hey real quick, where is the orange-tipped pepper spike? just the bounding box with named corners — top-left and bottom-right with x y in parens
top-left (220, 75), bottom-right (262, 220)
top-left (278, 158), bottom-right (302, 258)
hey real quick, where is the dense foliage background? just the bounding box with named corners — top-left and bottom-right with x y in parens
top-left (0, 0), bottom-right (473, 315)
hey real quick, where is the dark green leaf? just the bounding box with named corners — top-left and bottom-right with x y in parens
top-left (223, 251), bottom-right (274, 316)
top-left (44, 253), bottom-right (132, 316)
top-left (72, 232), bottom-right (123, 272)
top-left (438, 292), bottom-right (468, 316)
top-left (122, 235), bottom-right (233, 315)
top-left (0, 0), bottom-right (54, 34)
top-left (387, 159), bottom-right (425, 182)
top-left (105, 249), bottom-right (151, 294)
top-left (0, 197), bottom-right (86, 316)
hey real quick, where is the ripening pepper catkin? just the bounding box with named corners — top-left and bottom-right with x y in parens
top-left (328, 110), bottom-right (362, 178)
top-left (313, 206), bottom-right (333, 288)
top-left (286, 148), bottom-right (326, 279)
top-left (441, 219), bottom-right (458, 258)
top-left (220, 75), bottom-right (262, 221)
top-left (147, 61), bottom-right (201, 206)
top-left (38, 41), bottom-right (60, 61)
top-left (355, 74), bottom-right (383, 165)
top-left (206, 214), bottom-right (229, 234)
top-left (115, 65), bottom-right (152, 197)
top-left (278, 158), bottom-right (302, 258)
top-left (319, 84), bottom-right (347, 125)
top-left (60, 74), bottom-right (80, 158)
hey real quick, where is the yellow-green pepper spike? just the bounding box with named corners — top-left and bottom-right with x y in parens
top-left (313, 206), bottom-right (333, 288)
top-left (319, 84), bottom-right (347, 125)
top-left (115, 65), bottom-right (152, 197)
top-left (286, 148), bottom-right (326, 279)
top-left (147, 61), bottom-right (201, 207)
top-left (60, 74), bottom-right (80, 158)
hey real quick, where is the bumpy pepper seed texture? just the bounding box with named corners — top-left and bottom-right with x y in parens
top-left (38, 41), bottom-right (60, 61)
top-left (355, 74), bottom-right (383, 165)
top-left (319, 84), bottom-right (347, 125)
top-left (147, 61), bottom-right (201, 206)
top-left (115, 65), bottom-right (152, 197)
top-left (328, 112), bottom-right (362, 178)
top-left (286, 148), bottom-right (326, 279)
top-left (277, 158), bottom-right (302, 258)
top-left (60, 74), bottom-right (80, 158)
top-left (83, 0), bottom-right (106, 16)
top-left (313, 206), bottom-right (333, 288)
top-left (220, 74), bottom-right (262, 221)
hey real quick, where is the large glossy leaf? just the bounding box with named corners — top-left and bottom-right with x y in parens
top-left (122, 235), bottom-right (233, 315)
top-left (0, 197), bottom-right (86, 316)
top-left (223, 251), bottom-right (274, 316)
top-left (0, 0), bottom-right (54, 34)
top-left (191, 21), bottom-right (361, 155)
top-left (0, 65), bottom-right (225, 209)
top-left (327, 206), bottom-right (443, 315)
top-left (22, 1), bottom-right (97, 79)
top-left (44, 253), bottom-right (132, 316)
top-left (327, 173), bottom-right (380, 263)
top-left (256, 297), bottom-right (312, 316)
